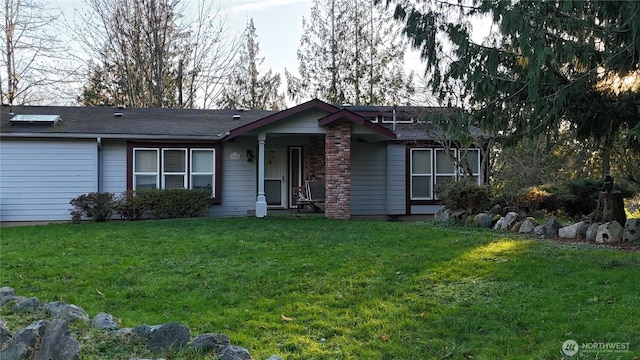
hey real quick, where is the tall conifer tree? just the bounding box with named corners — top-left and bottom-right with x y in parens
top-left (218, 19), bottom-right (285, 110)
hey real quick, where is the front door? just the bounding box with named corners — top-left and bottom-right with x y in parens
top-left (264, 147), bottom-right (286, 207)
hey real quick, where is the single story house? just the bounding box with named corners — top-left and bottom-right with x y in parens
top-left (0, 99), bottom-right (487, 222)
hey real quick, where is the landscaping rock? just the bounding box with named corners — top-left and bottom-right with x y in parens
top-left (0, 320), bottom-right (49, 360)
top-left (596, 221), bottom-right (624, 244)
top-left (133, 324), bottom-right (163, 340)
top-left (494, 212), bottom-right (518, 231)
top-left (511, 220), bottom-right (523, 233)
top-left (450, 210), bottom-right (467, 223)
top-left (623, 218), bottom-right (640, 243)
top-left (533, 225), bottom-right (545, 236)
top-left (57, 304), bottom-right (90, 323)
top-left (219, 344), bottom-right (253, 360)
top-left (519, 217), bottom-right (538, 234)
top-left (586, 223), bottom-right (600, 242)
top-left (559, 221), bottom-right (589, 239)
top-left (11, 297), bottom-right (39, 313)
top-left (91, 312), bottom-right (119, 330)
top-left (0, 286), bottom-right (17, 306)
top-left (149, 322), bottom-right (191, 353)
top-left (544, 218), bottom-right (563, 238)
top-left (489, 204), bottom-right (503, 216)
top-left (45, 301), bottom-right (68, 316)
top-left (434, 208), bottom-right (451, 222)
top-left (473, 213), bottom-right (488, 226)
top-left (35, 319), bottom-right (80, 360)
top-left (266, 356), bottom-right (284, 360)
top-left (192, 333), bottom-right (231, 352)
top-left (0, 321), bottom-right (13, 344)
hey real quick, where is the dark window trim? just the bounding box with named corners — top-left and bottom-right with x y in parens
top-left (126, 141), bottom-right (222, 204)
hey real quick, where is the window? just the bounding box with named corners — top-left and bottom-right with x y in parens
top-left (133, 149), bottom-right (159, 190)
top-left (435, 149), bottom-right (456, 199)
top-left (163, 149), bottom-right (187, 189)
top-left (131, 146), bottom-right (216, 196)
top-left (410, 148), bottom-right (481, 200)
top-left (191, 149), bottom-right (215, 191)
top-left (410, 149), bottom-right (432, 200)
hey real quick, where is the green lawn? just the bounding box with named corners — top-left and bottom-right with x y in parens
top-left (1, 216), bottom-right (639, 359)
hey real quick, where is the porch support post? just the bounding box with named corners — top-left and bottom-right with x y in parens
top-left (256, 132), bottom-right (268, 217)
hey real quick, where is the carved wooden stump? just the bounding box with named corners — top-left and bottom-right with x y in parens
top-left (593, 190), bottom-right (626, 226)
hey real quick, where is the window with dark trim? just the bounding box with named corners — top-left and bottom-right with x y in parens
top-left (128, 143), bottom-right (221, 202)
top-left (410, 148), bottom-right (481, 200)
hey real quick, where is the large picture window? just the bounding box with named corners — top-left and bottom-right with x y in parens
top-left (131, 146), bottom-right (217, 196)
top-left (410, 148), bottom-right (481, 200)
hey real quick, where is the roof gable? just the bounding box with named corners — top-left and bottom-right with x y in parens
top-left (317, 109), bottom-right (396, 139)
top-left (225, 99), bottom-right (338, 139)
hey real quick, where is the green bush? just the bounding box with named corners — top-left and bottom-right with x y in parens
top-left (114, 190), bottom-right (149, 221)
top-left (138, 189), bottom-right (212, 219)
top-left (69, 192), bottom-right (116, 223)
top-left (538, 178), bottom-right (639, 219)
top-left (516, 186), bottom-right (551, 213)
top-left (436, 179), bottom-right (491, 214)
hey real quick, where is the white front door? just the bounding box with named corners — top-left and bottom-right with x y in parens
top-left (264, 147), bottom-right (286, 207)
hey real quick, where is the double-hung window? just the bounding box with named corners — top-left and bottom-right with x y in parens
top-left (410, 148), bottom-right (481, 200)
top-left (410, 149), bottom-right (432, 200)
top-left (131, 146), bottom-right (216, 196)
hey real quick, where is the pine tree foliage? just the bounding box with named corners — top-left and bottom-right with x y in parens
top-left (289, 0), bottom-right (414, 105)
top-left (218, 19), bottom-right (285, 110)
top-left (388, 0), bottom-right (640, 177)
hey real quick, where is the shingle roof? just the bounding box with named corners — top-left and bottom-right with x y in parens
top-left (0, 105), bottom-right (275, 140)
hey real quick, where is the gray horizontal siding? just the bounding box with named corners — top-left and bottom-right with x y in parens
top-left (0, 139), bottom-right (98, 221)
top-left (101, 140), bottom-right (127, 193)
top-left (386, 144), bottom-right (406, 215)
top-left (351, 142), bottom-right (388, 215)
top-left (209, 141), bottom-right (257, 216)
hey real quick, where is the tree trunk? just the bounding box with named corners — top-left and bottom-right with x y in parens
top-left (593, 191), bottom-right (626, 226)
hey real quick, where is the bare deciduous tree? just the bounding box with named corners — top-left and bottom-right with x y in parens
top-left (1, 0), bottom-right (72, 105)
top-left (75, 0), bottom-right (236, 108)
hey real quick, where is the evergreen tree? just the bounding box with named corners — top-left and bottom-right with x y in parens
top-left (218, 19), bottom-right (285, 110)
top-left (388, 0), bottom-right (640, 178)
top-left (289, 0), bottom-right (414, 105)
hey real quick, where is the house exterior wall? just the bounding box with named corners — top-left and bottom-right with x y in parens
top-left (209, 139), bottom-right (257, 217)
top-left (351, 142), bottom-right (387, 215)
top-left (386, 143), bottom-right (406, 215)
top-left (0, 138), bottom-right (98, 222)
top-left (100, 140), bottom-right (127, 193)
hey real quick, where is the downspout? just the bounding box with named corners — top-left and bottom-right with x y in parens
top-left (392, 106), bottom-right (397, 132)
top-left (97, 137), bottom-right (102, 192)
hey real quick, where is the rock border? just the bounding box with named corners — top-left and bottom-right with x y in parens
top-left (0, 286), bottom-right (282, 360)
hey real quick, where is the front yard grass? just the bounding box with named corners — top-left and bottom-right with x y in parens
top-left (1, 216), bottom-right (639, 359)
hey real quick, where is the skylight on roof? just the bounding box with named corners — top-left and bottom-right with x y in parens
top-left (10, 114), bottom-right (60, 126)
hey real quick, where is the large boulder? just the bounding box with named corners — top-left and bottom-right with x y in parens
top-left (558, 221), bottom-right (589, 239)
top-left (519, 217), bottom-right (539, 234)
top-left (586, 223), bottom-right (601, 242)
top-left (149, 322), bottom-right (191, 353)
top-left (0, 287), bottom-right (18, 306)
top-left (219, 345), bottom-right (253, 360)
top-left (57, 304), bottom-right (90, 323)
top-left (11, 297), bottom-right (39, 313)
top-left (494, 212), bottom-right (518, 231)
top-left (35, 319), bottom-right (80, 360)
top-left (90, 312), bottom-right (118, 330)
top-left (192, 333), bottom-right (231, 353)
top-left (623, 218), bottom-right (640, 243)
top-left (0, 320), bottom-right (49, 360)
top-left (544, 218), bottom-right (563, 238)
top-left (595, 221), bottom-right (624, 244)
top-left (434, 208), bottom-right (451, 222)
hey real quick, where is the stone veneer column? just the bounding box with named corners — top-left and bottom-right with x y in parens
top-left (324, 121), bottom-right (351, 219)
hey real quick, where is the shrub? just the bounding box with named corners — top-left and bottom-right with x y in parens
top-left (436, 179), bottom-right (491, 214)
top-left (69, 192), bottom-right (115, 223)
top-left (114, 190), bottom-right (149, 221)
top-left (138, 189), bottom-right (212, 219)
top-left (517, 186), bottom-right (551, 213)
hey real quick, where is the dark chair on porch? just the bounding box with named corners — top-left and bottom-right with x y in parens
top-left (292, 180), bottom-right (325, 213)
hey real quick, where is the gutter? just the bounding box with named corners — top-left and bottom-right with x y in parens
top-left (0, 133), bottom-right (226, 141)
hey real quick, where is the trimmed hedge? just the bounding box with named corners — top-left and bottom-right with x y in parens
top-left (71, 189), bottom-right (213, 222)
